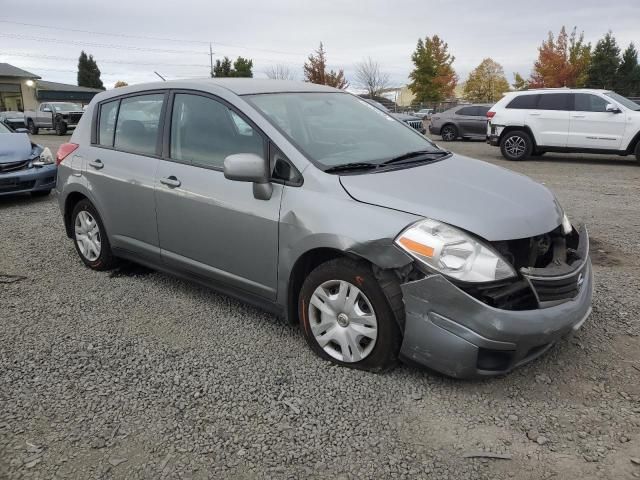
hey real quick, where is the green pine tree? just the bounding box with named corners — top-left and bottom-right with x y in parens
top-left (408, 35), bottom-right (457, 102)
top-left (616, 43), bottom-right (640, 96)
top-left (213, 56), bottom-right (254, 78)
top-left (233, 57), bottom-right (253, 77)
top-left (77, 51), bottom-right (104, 89)
top-left (587, 32), bottom-right (620, 89)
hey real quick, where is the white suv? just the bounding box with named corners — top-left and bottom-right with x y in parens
top-left (487, 89), bottom-right (640, 162)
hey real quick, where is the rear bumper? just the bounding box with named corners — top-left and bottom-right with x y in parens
top-left (0, 164), bottom-right (57, 196)
top-left (399, 259), bottom-right (593, 379)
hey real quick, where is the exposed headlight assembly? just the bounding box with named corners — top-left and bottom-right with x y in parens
top-left (395, 218), bottom-right (516, 283)
top-left (33, 147), bottom-right (54, 166)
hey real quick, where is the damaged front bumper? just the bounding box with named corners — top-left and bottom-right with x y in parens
top-left (399, 226), bottom-right (593, 378)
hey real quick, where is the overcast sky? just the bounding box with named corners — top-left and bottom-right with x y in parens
top-left (1, 0), bottom-right (639, 90)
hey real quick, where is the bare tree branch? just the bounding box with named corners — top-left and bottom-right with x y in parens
top-left (355, 57), bottom-right (391, 98)
top-left (265, 64), bottom-right (296, 80)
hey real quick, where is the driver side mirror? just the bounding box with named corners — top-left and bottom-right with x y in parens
top-left (223, 153), bottom-right (273, 200)
top-left (606, 104), bottom-right (621, 114)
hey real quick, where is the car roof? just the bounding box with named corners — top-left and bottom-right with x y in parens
top-left (92, 78), bottom-right (339, 102)
top-left (508, 88), bottom-right (610, 95)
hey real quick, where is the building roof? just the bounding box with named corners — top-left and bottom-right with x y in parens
top-left (0, 63), bottom-right (41, 79)
top-left (35, 80), bottom-right (104, 92)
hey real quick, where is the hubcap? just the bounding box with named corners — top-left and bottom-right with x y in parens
top-left (74, 210), bottom-right (101, 261)
top-left (505, 135), bottom-right (526, 157)
top-left (308, 279), bottom-right (378, 363)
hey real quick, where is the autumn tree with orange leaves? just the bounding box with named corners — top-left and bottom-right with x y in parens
top-left (303, 43), bottom-right (348, 89)
top-left (408, 35), bottom-right (457, 102)
top-left (529, 26), bottom-right (591, 88)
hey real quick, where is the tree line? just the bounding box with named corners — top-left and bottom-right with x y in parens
top-left (76, 28), bottom-right (640, 101)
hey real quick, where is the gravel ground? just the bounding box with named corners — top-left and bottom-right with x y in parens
top-left (1, 134), bottom-right (639, 479)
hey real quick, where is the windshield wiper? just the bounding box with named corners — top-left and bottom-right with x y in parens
top-left (381, 149), bottom-right (450, 166)
top-left (324, 162), bottom-right (378, 173)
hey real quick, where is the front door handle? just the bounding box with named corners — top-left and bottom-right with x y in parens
top-left (88, 159), bottom-right (104, 169)
top-left (572, 115), bottom-right (586, 118)
top-left (528, 113), bottom-right (541, 116)
top-left (160, 176), bottom-right (181, 188)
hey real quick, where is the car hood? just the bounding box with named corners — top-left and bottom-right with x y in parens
top-left (339, 154), bottom-right (564, 241)
top-left (392, 113), bottom-right (422, 122)
top-left (0, 133), bottom-right (33, 163)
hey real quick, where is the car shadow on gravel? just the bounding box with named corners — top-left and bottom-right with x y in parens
top-left (108, 261), bottom-right (155, 278)
top-left (526, 155), bottom-right (639, 167)
top-left (0, 192), bottom-right (54, 207)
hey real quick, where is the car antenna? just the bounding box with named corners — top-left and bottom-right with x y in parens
top-left (154, 71), bottom-right (166, 81)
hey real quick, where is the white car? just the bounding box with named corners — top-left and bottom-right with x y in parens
top-left (486, 89), bottom-right (640, 162)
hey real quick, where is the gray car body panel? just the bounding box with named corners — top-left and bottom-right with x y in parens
top-left (56, 79), bottom-right (593, 378)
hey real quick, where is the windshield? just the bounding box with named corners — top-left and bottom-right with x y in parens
top-left (53, 103), bottom-right (83, 112)
top-left (0, 122), bottom-right (12, 133)
top-left (246, 92), bottom-right (439, 168)
top-left (604, 92), bottom-right (640, 111)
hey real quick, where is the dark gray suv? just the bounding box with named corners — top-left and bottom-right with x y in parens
top-left (429, 104), bottom-right (492, 141)
top-left (54, 80), bottom-right (592, 378)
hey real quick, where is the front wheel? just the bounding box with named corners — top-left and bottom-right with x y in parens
top-left (71, 199), bottom-right (117, 270)
top-left (55, 121), bottom-right (67, 136)
top-left (298, 258), bottom-right (402, 372)
top-left (27, 119), bottom-right (38, 135)
top-left (500, 130), bottom-right (533, 161)
top-left (634, 141), bottom-right (640, 164)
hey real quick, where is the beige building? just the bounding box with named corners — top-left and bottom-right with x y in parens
top-left (0, 63), bottom-right (102, 112)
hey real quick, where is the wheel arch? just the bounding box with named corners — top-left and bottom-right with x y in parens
top-left (499, 125), bottom-right (538, 148)
top-left (625, 130), bottom-right (640, 154)
top-left (63, 191), bottom-right (89, 238)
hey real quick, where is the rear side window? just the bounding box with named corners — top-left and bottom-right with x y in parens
top-left (537, 93), bottom-right (572, 111)
top-left (170, 93), bottom-right (265, 169)
top-left (113, 94), bottom-right (164, 155)
top-left (475, 106), bottom-right (490, 116)
top-left (574, 93), bottom-right (609, 112)
top-left (506, 94), bottom-right (540, 109)
top-left (98, 100), bottom-right (119, 147)
top-left (455, 106), bottom-right (475, 116)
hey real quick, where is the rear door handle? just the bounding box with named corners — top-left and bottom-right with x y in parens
top-left (572, 115), bottom-right (586, 118)
top-left (160, 176), bottom-right (181, 188)
top-left (528, 113), bottom-right (541, 116)
top-left (88, 159), bottom-right (104, 169)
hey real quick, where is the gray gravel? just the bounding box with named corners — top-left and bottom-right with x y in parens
top-left (1, 135), bottom-right (639, 479)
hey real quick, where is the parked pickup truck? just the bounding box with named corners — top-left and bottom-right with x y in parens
top-left (25, 102), bottom-right (85, 136)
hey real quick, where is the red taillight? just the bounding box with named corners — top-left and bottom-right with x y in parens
top-left (486, 111), bottom-right (496, 119)
top-left (56, 143), bottom-right (79, 165)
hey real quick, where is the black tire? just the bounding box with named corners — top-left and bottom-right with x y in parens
top-left (635, 141), bottom-right (640, 163)
top-left (440, 124), bottom-right (458, 142)
top-left (500, 130), bottom-right (533, 161)
top-left (30, 189), bottom-right (51, 198)
top-left (298, 258), bottom-right (403, 372)
top-left (55, 121), bottom-right (67, 136)
top-left (27, 119), bottom-right (38, 135)
top-left (71, 199), bottom-right (117, 271)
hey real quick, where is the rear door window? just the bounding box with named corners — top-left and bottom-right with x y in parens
top-left (537, 93), bottom-right (572, 111)
top-left (455, 106), bottom-right (475, 116)
top-left (475, 106), bottom-right (490, 116)
top-left (98, 100), bottom-right (119, 147)
top-left (113, 94), bottom-right (164, 155)
top-left (574, 93), bottom-right (609, 112)
top-left (506, 95), bottom-right (540, 109)
top-left (169, 93), bottom-right (265, 169)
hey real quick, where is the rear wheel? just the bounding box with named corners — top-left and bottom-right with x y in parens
top-left (298, 258), bottom-right (402, 372)
top-left (27, 119), bottom-right (38, 135)
top-left (500, 130), bottom-right (533, 161)
top-left (71, 199), bottom-right (117, 270)
top-left (441, 124), bottom-right (458, 142)
top-left (635, 141), bottom-right (640, 163)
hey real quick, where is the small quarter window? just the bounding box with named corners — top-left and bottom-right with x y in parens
top-left (98, 100), bottom-right (119, 147)
top-left (506, 94), bottom-right (540, 109)
top-left (113, 94), bottom-right (164, 155)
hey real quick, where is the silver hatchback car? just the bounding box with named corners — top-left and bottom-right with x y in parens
top-left (56, 79), bottom-right (593, 378)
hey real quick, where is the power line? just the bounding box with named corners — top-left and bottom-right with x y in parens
top-left (0, 33), bottom-right (209, 55)
top-left (0, 19), bottom-right (308, 56)
top-left (1, 51), bottom-right (209, 68)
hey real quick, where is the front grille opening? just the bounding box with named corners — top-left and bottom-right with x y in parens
top-left (477, 348), bottom-right (514, 371)
top-left (459, 279), bottom-right (538, 311)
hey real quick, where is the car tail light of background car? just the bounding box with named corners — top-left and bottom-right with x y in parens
top-left (486, 111), bottom-right (496, 119)
top-left (56, 143), bottom-right (79, 165)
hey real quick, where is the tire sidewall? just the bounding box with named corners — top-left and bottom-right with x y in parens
top-left (298, 259), bottom-right (401, 372)
top-left (635, 141), bottom-right (640, 163)
top-left (71, 200), bottom-right (113, 270)
top-left (28, 119), bottom-right (38, 135)
top-left (56, 121), bottom-right (67, 136)
top-left (500, 130), bottom-right (533, 161)
top-left (441, 125), bottom-right (457, 142)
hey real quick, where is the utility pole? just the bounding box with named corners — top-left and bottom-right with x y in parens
top-left (209, 43), bottom-right (214, 78)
